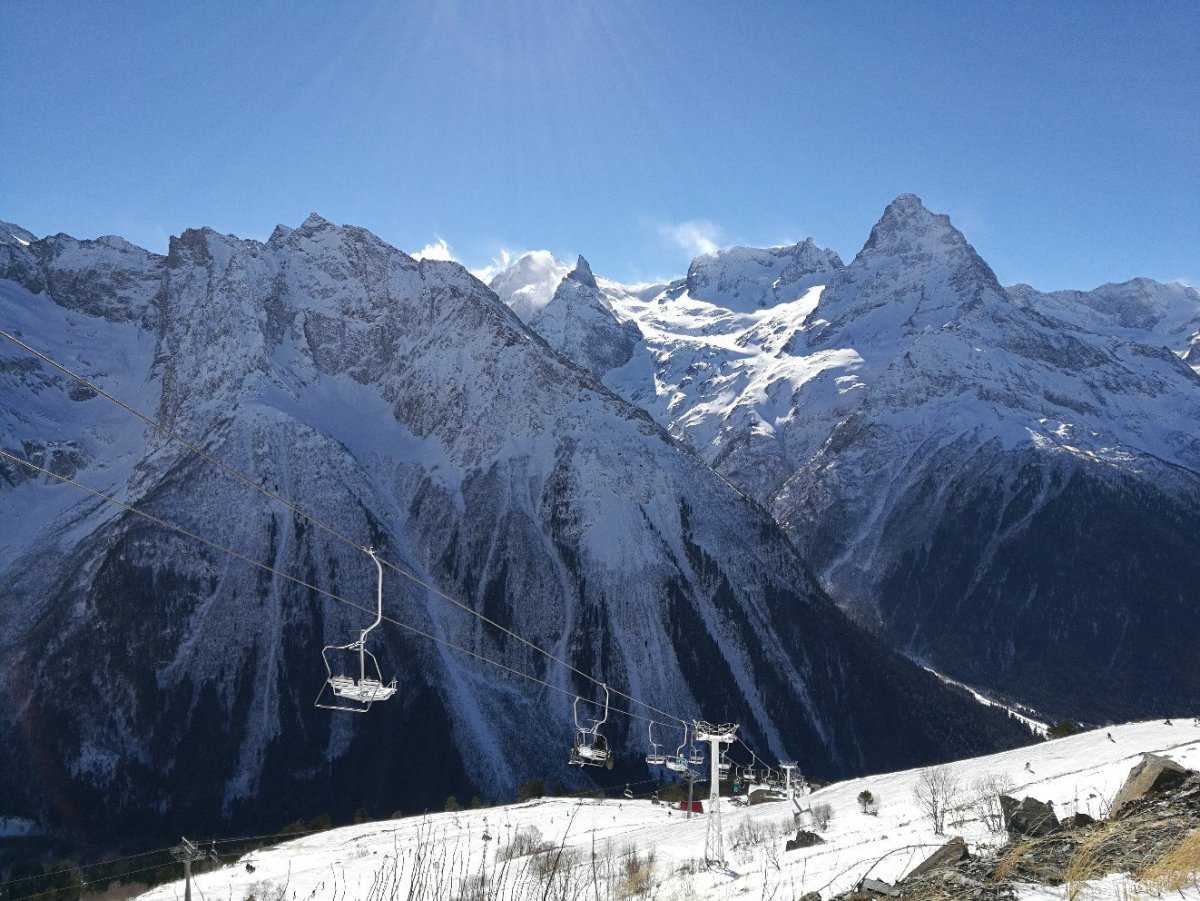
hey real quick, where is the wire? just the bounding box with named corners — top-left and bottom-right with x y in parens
top-left (0, 327), bottom-right (690, 729)
top-left (3, 860), bottom-right (175, 901)
top-left (0, 448), bottom-right (664, 729)
top-left (0, 847), bottom-right (174, 890)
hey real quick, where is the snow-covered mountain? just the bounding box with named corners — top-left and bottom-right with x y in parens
top-left (0, 214), bottom-right (1031, 849)
top-left (493, 195), bottom-right (1200, 724)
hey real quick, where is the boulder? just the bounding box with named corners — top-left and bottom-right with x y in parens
top-left (1061, 812), bottom-right (1096, 829)
top-left (785, 830), bottom-right (826, 852)
top-left (1002, 796), bottom-right (1060, 837)
top-left (859, 878), bottom-right (900, 896)
top-left (748, 788), bottom-right (786, 805)
top-left (904, 836), bottom-right (969, 879)
top-left (1110, 754), bottom-right (1191, 819)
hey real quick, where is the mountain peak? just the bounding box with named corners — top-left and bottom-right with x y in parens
top-left (567, 255), bottom-right (597, 289)
top-left (300, 212), bottom-right (333, 231)
top-left (854, 193), bottom-right (986, 270)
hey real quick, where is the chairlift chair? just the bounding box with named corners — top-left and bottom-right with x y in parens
top-left (665, 723), bottom-right (690, 773)
top-left (568, 685), bottom-right (611, 768)
top-left (315, 547), bottom-right (398, 712)
top-left (645, 721), bottom-right (667, 766)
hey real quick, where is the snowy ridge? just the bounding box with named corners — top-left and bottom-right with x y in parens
top-left (489, 194), bottom-right (1200, 724)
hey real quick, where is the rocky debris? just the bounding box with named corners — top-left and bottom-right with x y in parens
top-left (785, 830), bottom-right (825, 852)
top-left (1110, 753), bottom-right (1192, 819)
top-left (826, 773), bottom-right (1200, 900)
top-left (904, 837), bottom-right (969, 880)
top-left (1000, 795), bottom-right (1060, 837)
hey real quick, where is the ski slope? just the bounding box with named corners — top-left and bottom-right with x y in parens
top-left (137, 720), bottom-right (1200, 900)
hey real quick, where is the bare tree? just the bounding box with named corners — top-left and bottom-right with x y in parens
top-left (912, 766), bottom-right (962, 835)
top-left (812, 802), bottom-right (834, 831)
top-left (969, 773), bottom-right (1015, 833)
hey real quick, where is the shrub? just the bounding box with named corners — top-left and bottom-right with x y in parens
top-left (812, 802), bottom-right (834, 830)
top-left (496, 825), bottom-right (554, 862)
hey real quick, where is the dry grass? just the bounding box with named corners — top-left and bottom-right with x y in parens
top-left (1064, 825), bottom-right (1113, 901)
top-left (1138, 826), bottom-right (1200, 893)
top-left (991, 840), bottom-right (1032, 883)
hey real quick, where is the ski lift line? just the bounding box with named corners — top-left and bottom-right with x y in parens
top-left (734, 735), bottom-right (779, 780)
top-left (0, 846), bottom-right (177, 890)
top-left (0, 328), bottom-right (691, 730)
top-left (0, 449), bottom-right (668, 730)
top-left (3, 860), bottom-right (178, 901)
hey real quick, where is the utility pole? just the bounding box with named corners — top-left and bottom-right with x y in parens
top-left (686, 769), bottom-right (696, 820)
top-left (695, 721), bottom-right (737, 868)
top-left (171, 837), bottom-right (205, 901)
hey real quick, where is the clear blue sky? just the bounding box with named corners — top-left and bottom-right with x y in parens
top-left (2, 0), bottom-right (1196, 289)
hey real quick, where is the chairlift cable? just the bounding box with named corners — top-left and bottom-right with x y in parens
top-left (0, 328), bottom-right (690, 729)
top-left (0, 448), bottom-right (669, 729)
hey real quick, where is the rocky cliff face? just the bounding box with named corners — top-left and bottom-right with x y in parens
top-left (0, 214), bottom-right (1030, 849)
top-left (494, 195), bottom-right (1200, 724)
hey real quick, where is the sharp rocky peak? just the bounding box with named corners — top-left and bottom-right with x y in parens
top-left (300, 211), bottom-right (334, 231)
top-left (858, 193), bottom-right (973, 259)
top-left (566, 255), bottom-right (597, 289)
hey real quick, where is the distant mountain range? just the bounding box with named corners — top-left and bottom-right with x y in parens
top-left (0, 210), bottom-right (1030, 850)
top-left (488, 194), bottom-right (1200, 724)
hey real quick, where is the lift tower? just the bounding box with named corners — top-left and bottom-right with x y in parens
top-left (694, 721), bottom-right (738, 867)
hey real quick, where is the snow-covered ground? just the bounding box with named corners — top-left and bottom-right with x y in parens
top-left (138, 720), bottom-right (1200, 901)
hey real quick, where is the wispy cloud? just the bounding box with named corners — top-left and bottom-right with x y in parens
top-left (470, 248), bottom-right (516, 282)
top-left (658, 219), bottom-right (722, 257)
top-left (411, 237), bottom-right (456, 262)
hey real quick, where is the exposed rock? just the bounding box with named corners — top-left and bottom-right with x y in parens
top-left (1110, 753), bottom-right (1192, 819)
top-left (905, 836), bottom-right (969, 879)
top-left (785, 830), bottom-right (825, 852)
top-left (857, 878), bottom-right (899, 896)
top-left (1001, 796), bottom-right (1060, 837)
top-left (748, 788), bottom-right (787, 805)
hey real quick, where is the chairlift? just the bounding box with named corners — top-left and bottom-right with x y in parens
top-left (740, 764), bottom-right (758, 784)
top-left (665, 723), bottom-right (690, 773)
top-left (315, 547), bottom-right (398, 712)
top-left (687, 732), bottom-right (704, 767)
top-left (568, 684), bottom-right (611, 768)
top-left (645, 721), bottom-right (666, 766)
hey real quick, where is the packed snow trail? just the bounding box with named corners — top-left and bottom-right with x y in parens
top-left (137, 720), bottom-right (1200, 901)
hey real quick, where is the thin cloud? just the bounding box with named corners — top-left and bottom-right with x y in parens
top-left (659, 219), bottom-right (722, 257)
top-left (411, 237), bottom-right (456, 262)
top-left (470, 248), bottom-right (515, 282)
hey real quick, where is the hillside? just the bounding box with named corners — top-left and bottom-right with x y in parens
top-left (132, 720), bottom-right (1200, 900)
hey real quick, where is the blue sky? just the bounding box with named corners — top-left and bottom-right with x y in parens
top-left (2, 0), bottom-right (1196, 289)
